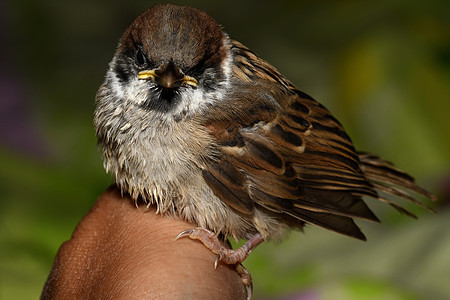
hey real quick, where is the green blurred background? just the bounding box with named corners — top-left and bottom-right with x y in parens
top-left (1, 0), bottom-right (449, 299)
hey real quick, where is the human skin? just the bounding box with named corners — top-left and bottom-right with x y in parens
top-left (41, 186), bottom-right (246, 299)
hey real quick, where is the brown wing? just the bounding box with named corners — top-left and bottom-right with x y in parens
top-left (199, 40), bottom-right (435, 240)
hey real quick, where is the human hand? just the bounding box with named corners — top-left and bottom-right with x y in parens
top-left (41, 186), bottom-right (246, 299)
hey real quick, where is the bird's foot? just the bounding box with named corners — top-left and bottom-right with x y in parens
top-left (176, 228), bottom-right (264, 300)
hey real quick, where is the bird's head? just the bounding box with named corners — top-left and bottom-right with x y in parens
top-left (100, 4), bottom-right (232, 120)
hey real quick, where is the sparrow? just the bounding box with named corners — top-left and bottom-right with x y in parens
top-left (94, 4), bottom-right (436, 298)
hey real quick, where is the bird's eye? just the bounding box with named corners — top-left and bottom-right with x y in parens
top-left (136, 48), bottom-right (148, 67)
top-left (187, 59), bottom-right (205, 76)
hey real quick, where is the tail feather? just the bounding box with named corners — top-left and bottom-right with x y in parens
top-left (358, 153), bottom-right (437, 216)
top-left (360, 154), bottom-right (436, 199)
top-left (371, 181), bottom-right (434, 212)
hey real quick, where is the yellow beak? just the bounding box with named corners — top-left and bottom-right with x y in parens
top-left (137, 70), bottom-right (157, 81)
top-left (138, 70), bottom-right (198, 88)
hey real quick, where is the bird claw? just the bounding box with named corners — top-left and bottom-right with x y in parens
top-left (214, 252), bottom-right (224, 269)
top-left (175, 227), bottom-right (263, 299)
top-left (236, 264), bottom-right (253, 300)
top-left (175, 228), bottom-right (194, 240)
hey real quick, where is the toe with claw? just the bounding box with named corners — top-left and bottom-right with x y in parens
top-left (176, 227), bottom-right (264, 300)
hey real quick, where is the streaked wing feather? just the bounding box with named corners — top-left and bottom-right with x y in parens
top-left (297, 188), bottom-right (380, 222)
top-left (199, 39), bottom-right (435, 240)
top-left (202, 160), bottom-right (254, 215)
top-left (286, 207), bottom-right (367, 240)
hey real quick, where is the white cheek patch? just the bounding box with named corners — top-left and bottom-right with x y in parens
top-left (107, 58), bottom-right (151, 107)
top-left (221, 35), bottom-right (233, 87)
top-left (106, 58), bottom-right (125, 100)
top-left (174, 46), bottom-right (233, 119)
top-left (177, 88), bottom-right (208, 114)
top-left (124, 79), bottom-right (151, 106)
top-left (171, 83), bottom-right (228, 120)
top-left (107, 76), bottom-right (124, 101)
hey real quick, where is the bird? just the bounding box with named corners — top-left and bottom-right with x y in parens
top-left (94, 4), bottom-right (436, 298)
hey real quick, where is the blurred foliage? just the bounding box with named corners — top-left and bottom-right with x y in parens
top-left (1, 0), bottom-right (449, 299)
